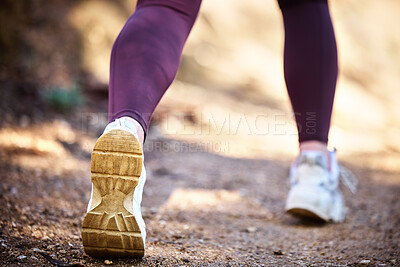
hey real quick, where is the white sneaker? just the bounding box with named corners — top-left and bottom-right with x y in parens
top-left (285, 149), bottom-right (357, 223)
top-left (82, 117), bottom-right (146, 257)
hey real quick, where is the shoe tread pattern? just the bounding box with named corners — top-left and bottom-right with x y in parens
top-left (82, 130), bottom-right (144, 258)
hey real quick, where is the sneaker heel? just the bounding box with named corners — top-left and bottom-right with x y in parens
top-left (82, 130), bottom-right (144, 257)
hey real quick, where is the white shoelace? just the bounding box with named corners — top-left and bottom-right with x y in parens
top-left (290, 150), bottom-right (358, 195)
top-left (338, 165), bottom-right (358, 194)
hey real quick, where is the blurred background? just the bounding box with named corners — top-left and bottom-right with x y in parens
top-left (1, 0), bottom-right (400, 162)
top-left (0, 0), bottom-right (399, 265)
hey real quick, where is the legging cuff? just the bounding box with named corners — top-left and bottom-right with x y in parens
top-left (298, 135), bottom-right (328, 144)
top-left (277, 0), bottom-right (327, 10)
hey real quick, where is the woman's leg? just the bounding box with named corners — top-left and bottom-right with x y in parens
top-left (83, 1), bottom-right (202, 258)
top-left (278, 0), bottom-right (351, 222)
top-left (278, 0), bottom-right (338, 151)
top-left (108, 0), bottom-right (202, 143)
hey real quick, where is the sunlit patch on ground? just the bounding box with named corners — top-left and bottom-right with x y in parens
top-left (159, 188), bottom-right (273, 219)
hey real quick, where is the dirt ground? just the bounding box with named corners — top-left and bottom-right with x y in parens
top-left (0, 102), bottom-right (399, 267)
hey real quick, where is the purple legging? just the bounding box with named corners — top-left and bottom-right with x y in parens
top-left (109, 0), bottom-right (338, 144)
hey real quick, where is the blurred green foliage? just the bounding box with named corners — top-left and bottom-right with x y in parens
top-left (43, 83), bottom-right (84, 112)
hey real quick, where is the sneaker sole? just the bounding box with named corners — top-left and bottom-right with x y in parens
top-left (82, 130), bottom-right (144, 258)
top-left (286, 204), bottom-right (329, 222)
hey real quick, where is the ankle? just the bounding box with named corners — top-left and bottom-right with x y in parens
top-left (120, 116), bottom-right (145, 146)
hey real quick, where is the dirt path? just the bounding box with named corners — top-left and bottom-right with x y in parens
top-left (0, 118), bottom-right (399, 266)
